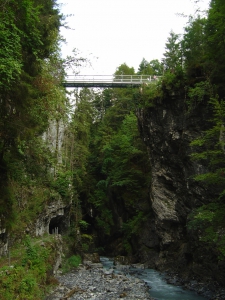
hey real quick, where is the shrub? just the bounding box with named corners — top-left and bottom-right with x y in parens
top-left (62, 255), bottom-right (81, 273)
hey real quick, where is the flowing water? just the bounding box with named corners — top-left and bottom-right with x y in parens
top-left (100, 257), bottom-right (207, 300)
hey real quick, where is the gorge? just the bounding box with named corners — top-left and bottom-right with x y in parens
top-left (0, 0), bottom-right (225, 299)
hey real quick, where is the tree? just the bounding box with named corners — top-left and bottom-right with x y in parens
top-left (92, 89), bottom-right (113, 121)
top-left (114, 63), bottom-right (135, 76)
top-left (182, 16), bottom-right (207, 78)
top-left (149, 59), bottom-right (164, 76)
top-left (162, 30), bottom-right (182, 72)
top-left (205, 0), bottom-right (225, 97)
top-left (78, 72), bottom-right (151, 248)
top-left (0, 0), bottom-right (65, 230)
top-left (0, 19), bottom-right (22, 89)
top-left (137, 58), bottom-right (154, 75)
top-left (189, 94), bottom-right (225, 259)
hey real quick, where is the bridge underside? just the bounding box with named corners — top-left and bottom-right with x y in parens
top-left (63, 82), bottom-right (142, 88)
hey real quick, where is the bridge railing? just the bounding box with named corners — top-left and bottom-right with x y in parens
top-left (113, 75), bottom-right (159, 83)
top-left (65, 75), bottom-right (113, 83)
top-left (64, 74), bottom-right (161, 84)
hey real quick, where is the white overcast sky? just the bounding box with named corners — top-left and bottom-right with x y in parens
top-left (59, 0), bottom-right (210, 75)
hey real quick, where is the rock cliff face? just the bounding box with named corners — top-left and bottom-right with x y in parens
top-left (136, 88), bottom-right (224, 285)
top-left (0, 226), bottom-right (7, 256)
top-left (35, 199), bottom-right (70, 236)
top-left (0, 119), bottom-right (69, 257)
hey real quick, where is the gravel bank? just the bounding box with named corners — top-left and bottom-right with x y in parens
top-left (45, 261), bottom-right (154, 300)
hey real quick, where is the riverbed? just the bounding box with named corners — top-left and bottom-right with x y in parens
top-left (46, 256), bottom-right (212, 300)
top-left (100, 257), bottom-right (209, 300)
top-left (45, 259), bottom-right (153, 299)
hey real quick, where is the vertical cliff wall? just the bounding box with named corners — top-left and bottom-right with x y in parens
top-left (0, 119), bottom-right (69, 256)
top-left (42, 119), bottom-right (65, 165)
top-left (136, 87), bottom-right (224, 284)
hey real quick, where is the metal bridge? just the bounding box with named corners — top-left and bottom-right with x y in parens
top-left (63, 75), bottom-right (160, 88)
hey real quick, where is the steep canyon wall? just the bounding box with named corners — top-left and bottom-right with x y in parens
top-left (136, 88), bottom-right (225, 285)
top-left (0, 119), bottom-right (69, 256)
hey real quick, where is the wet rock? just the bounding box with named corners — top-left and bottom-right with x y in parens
top-left (114, 255), bottom-right (131, 265)
top-left (83, 252), bottom-right (100, 263)
top-left (45, 262), bottom-right (153, 300)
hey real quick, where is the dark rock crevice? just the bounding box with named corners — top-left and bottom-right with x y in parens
top-left (49, 215), bottom-right (67, 235)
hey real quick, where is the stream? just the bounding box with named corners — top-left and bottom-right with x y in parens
top-left (100, 257), bottom-right (208, 300)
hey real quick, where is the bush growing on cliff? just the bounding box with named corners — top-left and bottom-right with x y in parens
top-left (189, 89), bottom-right (225, 259)
top-left (187, 81), bottom-right (211, 111)
top-left (52, 170), bottom-right (73, 201)
top-left (122, 211), bottom-right (147, 254)
top-left (134, 80), bottom-right (163, 108)
top-left (190, 95), bottom-right (225, 192)
top-left (61, 255), bottom-right (81, 273)
top-left (188, 203), bottom-right (225, 259)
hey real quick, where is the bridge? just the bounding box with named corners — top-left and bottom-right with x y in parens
top-left (63, 75), bottom-right (160, 88)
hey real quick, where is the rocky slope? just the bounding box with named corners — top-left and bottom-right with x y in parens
top-left (135, 86), bottom-right (225, 288)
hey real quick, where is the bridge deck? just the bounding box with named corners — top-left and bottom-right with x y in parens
top-left (63, 75), bottom-right (159, 88)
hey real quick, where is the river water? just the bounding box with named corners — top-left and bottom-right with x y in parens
top-left (100, 257), bottom-right (207, 300)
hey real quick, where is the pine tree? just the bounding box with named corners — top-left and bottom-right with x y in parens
top-left (162, 31), bottom-right (182, 72)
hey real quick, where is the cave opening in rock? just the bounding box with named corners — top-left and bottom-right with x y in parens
top-left (49, 215), bottom-right (66, 235)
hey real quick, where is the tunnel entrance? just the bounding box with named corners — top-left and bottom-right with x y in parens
top-left (49, 215), bottom-right (67, 235)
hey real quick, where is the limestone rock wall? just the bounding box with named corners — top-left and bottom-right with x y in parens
top-left (35, 199), bottom-right (70, 236)
top-left (136, 88), bottom-right (220, 282)
top-left (0, 119), bottom-right (68, 256)
top-left (42, 119), bottom-right (65, 165)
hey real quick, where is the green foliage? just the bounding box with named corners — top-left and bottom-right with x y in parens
top-left (22, 237), bottom-right (49, 280)
top-left (83, 86), bottom-right (151, 241)
top-left (188, 46), bottom-right (225, 260)
top-left (188, 203), bottom-right (225, 259)
top-left (162, 30), bottom-right (182, 72)
top-left (134, 80), bottom-right (163, 108)
top-left (182, 16), bottom-right (207, 78)
top-left (0, 182), bottom-right (16, 230)
top-left (137, 58), bottom-right (154, 75)
top-left (0, 236), bottom-right (57, 300)
top-left (90, 111), bottom-right (151, 221)
top-left (136, 58), bottom-right (163, 77)
top-left (0, 20), bottom-right (22, 89)
top-left (18, 184), bottom-right (45, 222)
top-left (190, 95), bottom-right (225, 193)
top-left (101, 112), bottom-right (150, 193)
top-left (122, 212), bottom-right (147, 254)
top-left (62, 255), bottom-right (81, 273)
top-left (52, 171), bottom-right (72, 199)
top-left (0, 266), bottom-right (42, 300)
top-left (149, 59), bottom-right (164, 76)
top-left (190, 100), bottom-right (225, 258)
top-left (0, 0), bottom-right (66, 232)
top-left (161, 66), bottom-right (184, 91)
top-left (206, 0), bottom-right (225, 95)
top-left (79, 220), bottom-right (89, 230)
top-left (66, 89), bottom-right (95, 188)
top-left (4, 0), bottom-right (225, 277)
top-left (123, 241), bottom-right (132, 254)
top-left (97, 209), bottom-right (114, 232)
top-left (68, 254), bottom-right (82, 267)
top-left (92, 89), bottom-right (113, 120)
top-left (187, 80), bottom-right (211, 111)
top-left (81, 234), bottom-right (93, 252)
top-left (123, 212), bottom-right (146, 237)
top-left (114, 63), bottom-right (135, 75)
